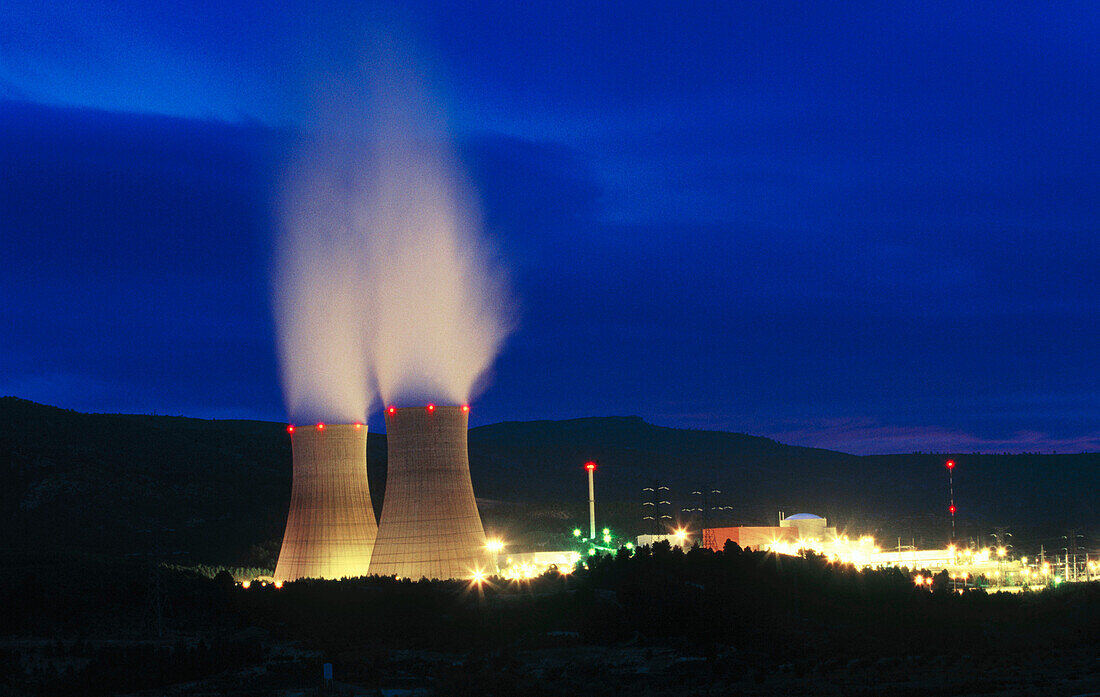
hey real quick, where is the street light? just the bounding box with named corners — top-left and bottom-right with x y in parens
top-left (672, 528), bottom-right (689, 547)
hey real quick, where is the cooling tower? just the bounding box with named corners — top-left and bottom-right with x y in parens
top-left (368, 405), bottom-right (493, 580)
top-left (274, 423), bottom-right (378, 581)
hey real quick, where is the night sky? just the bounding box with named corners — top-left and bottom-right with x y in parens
top-left (1, 1), bottom-right (1097, 453)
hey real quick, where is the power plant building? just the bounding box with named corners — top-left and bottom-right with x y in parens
top-left (368, 405), bottom-right (493, 580)
top-left (274, 423), bottom-right (378, 581)
top-left (704, 513), bottom-right (837, 552)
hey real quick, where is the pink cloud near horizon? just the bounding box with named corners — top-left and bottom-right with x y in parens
top-left (759, 418), bottom-right (1100, 455)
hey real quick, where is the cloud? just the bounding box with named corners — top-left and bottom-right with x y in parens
top-left (757, 417), bottom-right (1100, 455)
top-left (2, 97), bottom-right (1096, 452)
top-left (0, 100), bottom-right (281, 418)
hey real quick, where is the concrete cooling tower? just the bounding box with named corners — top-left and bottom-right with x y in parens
top-left (274, 423), bottom-right (378, 581)
top-left (368, 405), bottom-right (493, 580)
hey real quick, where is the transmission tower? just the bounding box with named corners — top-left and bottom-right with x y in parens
top-left (682, 486), bottom-right (732, 549)
top-left (1063, 529), bottom-right (1084, 582)
top-left (642, 481), bottom-right (671, 534)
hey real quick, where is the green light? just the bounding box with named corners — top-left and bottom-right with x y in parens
top-left (625, 542), bottom-right (634, 550)
top-left (603, 534), bottom-right (611, 543)
top-left (602, 527), bottom-right (610, 535)
top-left (572, 528), bottom-right (582, 537)
top-left (588, 548), bottom-right (597, 556)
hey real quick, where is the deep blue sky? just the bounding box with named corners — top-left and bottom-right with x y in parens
top-left (1, 1), bottom-right (1097, 453)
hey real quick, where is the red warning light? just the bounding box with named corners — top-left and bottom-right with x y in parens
top-left (316, 423), bottom-right (325, 431)
top-left (949, 505), bottom-right (956, 514)
top-left (946, 460), bottom-right (955, 470)
top-left (353, 422), bottom-right (363, 430)
top-left (427, 404), bottom-right (435, 412)
top-left (286, 425), bottom-right (295, 434)
top-left (461, 405), bottom-right (470, 413)
top-left (387, 406), bottom-right (396, 415)
top-left (584, 461), bottom-right (597, 472)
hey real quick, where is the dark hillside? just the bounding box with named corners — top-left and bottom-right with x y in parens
top-left (1, 398), bottom-right (1096, 568)
top-left (467, 416), bottom-right (863, 524)
top-left (0, 397), bottom-right (292, 564)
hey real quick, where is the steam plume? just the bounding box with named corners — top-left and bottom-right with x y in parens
top-left (273, 117), bottom-right (376, 423)
top-left (363, 49), bottom-right (512, 407)
top-left (273, 38), bottom-right (512, 420)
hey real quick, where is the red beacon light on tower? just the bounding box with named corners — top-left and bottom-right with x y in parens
top-left (426, 404), bottom-right (436, 413)
top-left (387, 406), bottom-right (396, 415)
top-left (946, 460), bottom-right (955, 470)
top-left (316, 423), bottom-right (325, 431)
top-left (585, 461), bottom-right (597, 472)
top-left (461, 404), bottom-right (470, 413)
top-left (949, 505), bottom-right (956, 514)
top-left (353, 422), bottom-right (363, 430)
top-left (286, 425), bottom-right (295, 434)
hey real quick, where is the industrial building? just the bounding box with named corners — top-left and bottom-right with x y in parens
top-left (636, 531), bottom-right (693, 549)
top-left (495, 550), bottom-right (582, 579)
top-left (702, 514), bottom-right (1035, 584)
top-left (704, 512), bottom-right (836, 551)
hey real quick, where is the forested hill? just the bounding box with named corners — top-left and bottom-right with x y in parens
top-left (1, 397), bottom-right (1095, 566)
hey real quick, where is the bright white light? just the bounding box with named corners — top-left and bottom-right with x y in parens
top-left (501, 562), bottom-right (542, 581)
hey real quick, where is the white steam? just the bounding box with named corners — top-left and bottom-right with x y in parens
top-left (273, 40), bottom-right (512, 421)
top-left (273, 120), bottom-right (376, 424)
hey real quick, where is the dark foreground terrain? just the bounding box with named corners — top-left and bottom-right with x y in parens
top-left (3, 543), bottom-right (1099, 696)
top-left (3, 397), bottom-right (1098, 694)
